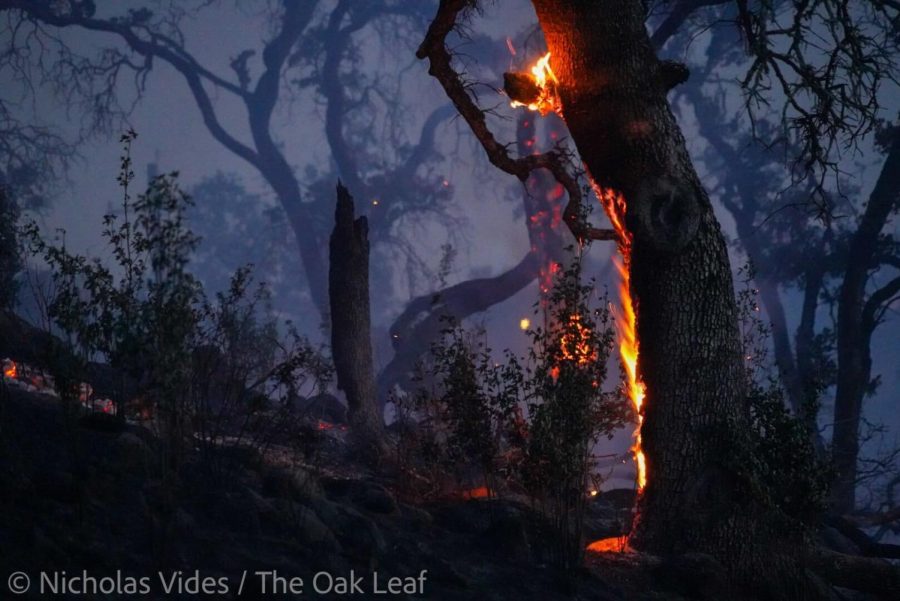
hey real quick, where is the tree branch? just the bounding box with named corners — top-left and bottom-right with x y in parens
top-left (862, 274), bottom-right (900, 335)
top-left (650, 0), bottom-right (729, 50)
top-left (379, 250), bottom-right (540, 397)
top-left (3, 1), bottom-right (262, 169)
top-left (416, 0), bottom-right (616, 244)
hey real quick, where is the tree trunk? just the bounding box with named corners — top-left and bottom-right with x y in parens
top-left (832, 135), bottom-right (900, 513)
top-left (686, 81), bottom-right (826, 445)
top-left (532, 0), bottom-right (753, 562)
top-left (329, 183), bottom-right (387, 460)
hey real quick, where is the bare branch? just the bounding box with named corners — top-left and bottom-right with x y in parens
top-left (416, 0), bottom-right (616, 243)
top-left (736, 0), bottom-right (900, 205)
top-left (1, 1), bottom-right (263, 169)
top-left (650, 0), bottom-right (730, 49)
top-left (862, 274), bottom-right (900, 334)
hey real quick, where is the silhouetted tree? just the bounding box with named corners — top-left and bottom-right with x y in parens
top-left (0, 187), bottom-right (20, 309)
top-left (0, 0), bottom-right (454, 323)
top-left (665, 4), bottom-right (900, 515)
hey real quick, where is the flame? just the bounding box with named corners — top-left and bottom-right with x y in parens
top-left (462, 486), bottom-right (491, 500)
top-left (519, 318), bottom-right (531, 330)
top-left (3, 359), bottom-right (16, 379)
top-left (559, 312), bottom-right (597, 366)
top-left (595, 186), bottom-right (647, 492)
top-left (510, 52), bottom-right (559, 116)
top-left (507, 52), bottom-right (647, 542)
top-left (586, 536), bottom-right (632, 553)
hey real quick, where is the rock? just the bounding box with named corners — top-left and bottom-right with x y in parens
top-left (289, 504), bottom-right (340, 551)
top-left (173, 508), bottom-right (196, 532)
top-left (211, 491), bottom-right (261, 537)
top-left (400, 503), bottom-right (433, 529)
top-left (354, 483), bottom-right (398, 515)
top-left (79, 411), bottom-right (126, 433)
top-left (262, 466), bottom-right (323, 500)
top-left (321, 477), bottom-right (398, 514)
top-left (243, 486), bottom-right (276, 518)
top-left (33, 529), bottom-right (69, 565)
top-left (310, 497), bottom-right (386, 558)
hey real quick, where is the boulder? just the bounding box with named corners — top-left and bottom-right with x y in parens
top-left (354, 483), bottom-right (398, 515)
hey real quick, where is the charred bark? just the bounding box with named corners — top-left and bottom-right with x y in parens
top-left (832, 135), bottom-right (900, 513)
top-left (532, 0), bottom-right (755, 567)
top-left (329, 183), bottom-right (387, 460)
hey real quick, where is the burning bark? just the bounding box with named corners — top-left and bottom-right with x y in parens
top-left (329, 182), bottom-right (388, 462)
top-left (504, 52), bottom-right (560, 115)
top-left (528, 0), bottom-right (750, 562)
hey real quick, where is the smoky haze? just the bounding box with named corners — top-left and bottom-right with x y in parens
top-left (2, 0), bottom-right (898, 500)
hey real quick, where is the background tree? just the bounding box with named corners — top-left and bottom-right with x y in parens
top-left (660, 0), bottom-right (900, 516)
top-left (0, 187), bottom-right (21, 309)
top-left (0, 0), bottom-right (456, 325)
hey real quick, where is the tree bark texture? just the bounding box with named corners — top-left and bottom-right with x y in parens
top-left (329, 183), bottom-right (387, 459)
top-left (531, 0), bottom-right (753, 562)
top-left (832, 135), bottom-right (900, 513)
top-left (686, 81), bottom-right (826, 446)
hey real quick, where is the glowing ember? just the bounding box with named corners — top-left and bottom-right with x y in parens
top-left (559, 312), bottom-right (597, 366)
top-left (586, 536), bottom-right (632, 553)
top-left (509, 52), bottom-right (559, 116)
top-left (507, 52), bottom-right (647, 540)
top-left (3, 359), bottom-right (16, 379)
top-left (519, 317), bottom-right (531, 330)
top-left (462, 486), bottom-right (491, 500)
top-left (595, 186), bottom-right (647, 492)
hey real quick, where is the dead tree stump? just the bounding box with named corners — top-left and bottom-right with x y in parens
top-left (329, 182), bottom-right (388, 462)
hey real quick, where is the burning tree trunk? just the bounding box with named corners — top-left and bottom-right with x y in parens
top-left (529, 0), bottom-right (753, 559)
top-left (329, 183), bottom-right (387, 460)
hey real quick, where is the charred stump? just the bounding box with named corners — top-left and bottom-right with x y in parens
top-left (329, 182), bottom-right (388, 461)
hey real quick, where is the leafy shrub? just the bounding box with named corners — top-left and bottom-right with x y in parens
top-left (23, 131), bottom-right (331, 477)
top-left (398, 250), bottom-right (628, 571)
top-left (736, 264), bottom-right (830, 526)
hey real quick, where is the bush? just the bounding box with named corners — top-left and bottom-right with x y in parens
top-left (23, 131), bottom-right (331, 478)
top-left (736, 264), bottom-right (830, 527)
top-left (398, 250), bottom-right (628, 572)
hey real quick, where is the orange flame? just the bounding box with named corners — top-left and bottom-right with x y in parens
top-left (3, 359), bottom-right (16, 379)
top-left (462, 486), bottom-right (491, 500)
top-left (586, 535), bottom-right (632, 553)
top-left (510, 52), bottom-right (559, 116)
top-left (595, 186), bottom-right (647, 492)
top-left (559, 312), bottom-right (597, 366)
